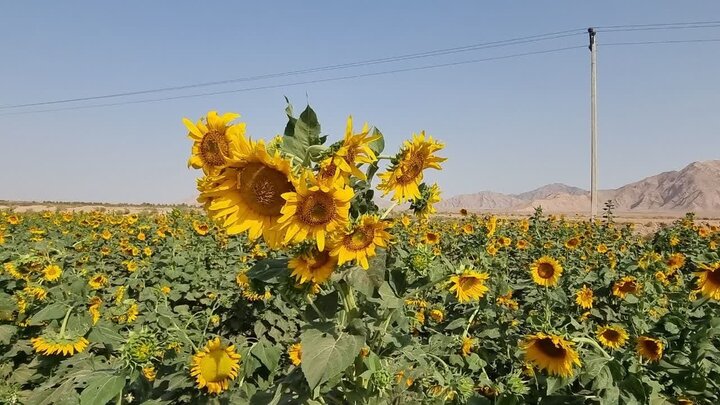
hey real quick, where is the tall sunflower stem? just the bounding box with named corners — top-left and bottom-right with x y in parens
top-left (337, 281), bottom-right (358, 326)
top-left (463, 305), bottom-right (482, 339)
top-left (59, 305), bottom-right (74, 338)
top-left (575, 337), bottom-right (612, 360)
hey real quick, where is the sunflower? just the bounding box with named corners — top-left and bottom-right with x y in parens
top-left (88, 274), bottom-right (108, 290)
top-left (530, 256), bottom-right (563, 287)
top-left (424, 232), bottom-right (440, 245)
top-left (449, 270), bottom-right (490, 303)
top-left (199, 137), bottom-right (295, 248)
top-left (288, 343), bottom-right (302, 366)
top-left (460, 208), bottom-right (468, 216)
top-left (288, 248), bottom-right (338, 284)
top-left (523, 332), bottom-right (581, 377)
top-left (331, 116), bottom-right (380, 180)
top-left (88, 296), bottom-right (102, 325)
top-left (43, 265), bottom-right (62, 282)
top-left (193, 220), bottom-right (209, 235)
top-left (612, 276), bottom-right (641, 299)
top-left (564, 237), bottom-right (580, 250)
top-left (32, 334), bottom-right (89, 357)
top-left (575, 285), bottom-right (594, 309)
top-left (330, 215), bottom-right (391, 269)
top-left (485, 216), bottom-right (497, 237)
top-left (636, 336), bottom-right (664, 362)
top-left (279, 172), bottom-right (353, 251)
top-left (694, 262), bottom-right (720, 300)
top-left (462, 224), bottom-right (474, 235)
top-left (516, 239), bottom-right (529, 250)
top-left (666, 253), bottom-right (685, 270)
top-left (142, 366), bottom-right (157, 382)
top-left (190, 337), bottom-right (241, 394)
top-left (184, 111), bottom-right (245, 173)
top-left (596, 325), bottom-right (628, 349)
top-left (411, 183), bottom-right (441, 220)
top-left (461, 337), bottom-right (475, 357)
top-left (429, 309), bottom-right (444, 323)
top-left (378, 132), bottom-right (446, 202)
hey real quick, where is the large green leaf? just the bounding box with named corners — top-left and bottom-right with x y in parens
top-left (251, 339), bottom-right (282, 373)
top-left (300, 328), bottom-right (364, 389)
top-left (0, 324), bottom-right (18, 344)
top-left (247, 259), bottom-right (289, 284)
top-left (79, 374), bottom-right (126, 405)
top-left (29, 303), bottom-right (68, 325)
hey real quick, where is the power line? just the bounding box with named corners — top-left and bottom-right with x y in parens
top-left (603, 38), bottom-right (720, 46)
top-left (0, 29), bottom-right (586, 110)
top-left (594, 20), bottom-right (720, 29)
top-left (598, 23), bottom-right (720, 33)
top-left (0, 45), bottom-right (586, 116)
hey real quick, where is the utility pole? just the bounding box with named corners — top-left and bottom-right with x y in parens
top-left (589, 27), bottom-right (598, 220)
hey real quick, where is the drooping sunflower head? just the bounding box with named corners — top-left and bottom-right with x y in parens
top-left (190, 337), bottom-right (241, 394)
top-left (279, 172), bottom-right (354, 251)
top-left (378, 131), bottom-right (446, 202)
top-left (32, 333), bottom-right (89, 357)
top-left (331, 116), bottom-right (380, 181)
top-left (636, 336), bottom-right (664, 362)
top-left (612, 276), bottom-right (641, 299)
top-left (449, 270), bottom-right (490, 303)
top-left (523, 332), bottom-right (581, 377)
top-left (410, 183), bottom-right (442, 220)
top-left (596, 325), bottom-right (628, 350)
top-left (575, 285), bottom-right (594, 309)
top-left (184, 111), bottom-right (245, 173)
top-left (288, 343), bottom-right (302, 366)
top-left (288, 247), bottom-right (338, 285)
top-left (530, 256), bottom-right (563, 287)
top-left (200, 138), bottom-right (295, 248)
top-left (694, 262), bottom-right (720, 300)
top-left (330, 215), bottom-right (391, 269)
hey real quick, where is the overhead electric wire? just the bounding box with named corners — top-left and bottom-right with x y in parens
top-left (0, 28), bottom-right (587, 110)
top-left (603, 38), bottom-right (720, 46)
top-left (594, 20), bottom-right (720, 29)
top-left (0, 45), bottom-right (586, 116)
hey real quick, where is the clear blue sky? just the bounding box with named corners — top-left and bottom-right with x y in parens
top-left (2, 1), bottom-right (719, 204)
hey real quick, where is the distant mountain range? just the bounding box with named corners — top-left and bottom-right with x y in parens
top-left (437, 160), bottom-right (720, 214)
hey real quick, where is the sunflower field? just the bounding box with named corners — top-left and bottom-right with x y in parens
top-left (2, 104), bottom-right (720, 405)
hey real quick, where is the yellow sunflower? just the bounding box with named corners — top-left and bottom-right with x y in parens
top-left (412, 183), bottom-right (441, 220)
top-left (43, 265), bottom-right (62, 282)
top-left (462, 224), bottom-right (474, 235)
top-left (288, 343), bottom-right (302, 366)
top-left (596, 325), bottom-right (628, 349)
top-left (331, 116), bottom-right (380, 180)
top-left (190, 337), bottom-right (241, 394)
top-left (449, 270), bottom-right (490, 303)
top-left (429, 309), bottom-right (444, 323)
top-left (636, 336), bottom-right (664, 362)
top-left (330, 215), bottom-right (391, 269)
top-left (424, 231), bottom-right (440, 245)
top-left (88, 274), bottom-right (108, 290)
top-left (32, 335), bottom-right (89, 357)
top-left (523, 332), bottom-right (581, 377)
top-left (279, 173), bottom-right (353, 251)
top-left (694, 262), bottom-right (720, 300)
top-left (666, 253), bottom-right (685, 270)
top-left (530, 256), bottom-right (563, 287)
top-left (199, 137), bottom-right (295, 248)
top-left (612, 276), bottom-right (641, 299)
top-left (564, 237), bottom-right (580, 250)
top-left (486, 216), bottom-right (497, 237)
top-left (184, 111), bottom-right (245, 173)
top-left (378, 132), bottom-right (446, 202)
top-left (461, 337), bottom-right (475, 357)
top-left (193, 220), bottom-right (210, 235)
top-left (288, 248), bottom-right (338, 284)
top-left (575, 285), bottom-right (594, 309)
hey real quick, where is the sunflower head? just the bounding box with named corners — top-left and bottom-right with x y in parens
top-left (190, 337), bottom-right (241, 394)
top-left (43, 265), bottom-right (62, 282)
top-left (596, 325), bottom-right (628, 349)
top-left (32, 332), bottom-right (89, 357)
top-left (378, 132), bottom-right (446, 202)
top-left (410, 183), bottom-right (441, 220)
top-left (612, 276), bottom-right (641, 299)
top-left (530, 256), bottom-right (563, 287)
top-left (636, 336), bottom-right (663, 362)
top-left (288, 343), bottom-right (302, 366)
top-left (523, 332), bottom-right (581, 377)
top-left (565, 237), bottom-right (580, 250)
top-left (330, 116), bottom-right (380, 181)
top-left (694, 262), bottom-right (720, 300)
top-left (449, 270), bottom-right (490, 303)
top-left (330, 215), bottom-right (391, 269)
top-left (185, 111), bottom-right (245, 173)
top-left (460, 337), bottom-right (475, 357)
top-left (424, 231), bottom-right (440, 245)
top-left (575, 285), bottom-right (594, 309)
top-left (288, 247), bottom-right (338, 285)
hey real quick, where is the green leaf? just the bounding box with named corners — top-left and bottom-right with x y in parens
top-left (87, 321), bottom-right (124, 346)
top-left (0, 324), bottom-right (18, 345)
top-left (29, 303), bottom-right (67, 325)
top-left (251, 339), bottom-right (282, 373)
top-left (368, 128), bottom-right (385, 156)
top-left (79, 374), bottom-right (125, 405)
top-left (300, 328), bottom-right (364, 389)
top-left (247, 259), bottom-right (289, 284)
top-left (546, 376), bottom-right (571, 395)
top-left (345, 267), bottom-right (374, 296)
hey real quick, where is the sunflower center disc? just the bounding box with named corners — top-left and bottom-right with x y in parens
top-left (642, 340), bottom-right (660, 355)
top-left (619, 281), bottom-right (637, 293)
top-left (537, 263), bottom-right (555, 279)
top-left (309, 251), bottom-right (331, 270)
top-left (458, 276), bottom-right (480, 291)
top-left (707, 268), bottom-right (720, 284)
top-left (200, 130), bottom-right (230, 167)
top-left (300, 192), bottom-right (336, 226)
top-left (346, 227), bottom-right (372, 250)
top-left (536, 338), bottom-right (567, 359)
top-left (397, 154), bottom-right (424, 184)
top-left (237, 163), bottom-right (294, 217)
top-left (602, 329), bottom-right (620, 341)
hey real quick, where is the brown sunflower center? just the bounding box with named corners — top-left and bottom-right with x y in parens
top-left (396, 154), bottom-right (424, 184)
top-left (344, 226), bottom-right (373, 251)
top-left (536, 338), bottom-right (568, 358)
top-left (707, 268), bottom-right (720, 285)
top-left (567, 238), bottom-right (579, 247)
top-left (642, 339), bottom-right (660, 355)
top-left (237, 163), bottom-right (294, 217)
top-left (200, 130), bottom-right (230, 167)
top-left (458, 276), bottom-right (481, 291)
top-left (602, 329), bottom-right (621, 341)
top-left (299, 192), bottom-right (336, 226)
top-left (619, 281), bottom-right (637, 293)
top-left (309, 251), bottom-right (331, 270)
top-left (537, 263), bottom-right (555, 279)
